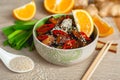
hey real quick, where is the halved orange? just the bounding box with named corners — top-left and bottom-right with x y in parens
top-left (44, 0), bottom-right (74, 14)
top-left (13, 1), bottom-right (36, 21)
top-left (93, 15), bottom-right (114, 37)
top-left (72, 10), bottom-right (94, 37)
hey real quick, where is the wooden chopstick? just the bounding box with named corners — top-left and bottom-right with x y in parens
top-left (81, 41), bottom-right (113, 80)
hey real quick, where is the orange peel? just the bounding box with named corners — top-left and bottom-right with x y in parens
top-left (13, 1), bottom-right (36, 21)
top-left (93, 15), bottom-right (114, 37)
top-left (72, 10), bottom-right (94, 37)
top-left (44, 0), bottom-right (74, 14)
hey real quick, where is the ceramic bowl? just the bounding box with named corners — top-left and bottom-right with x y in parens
top-left (33, 14), bottom-right (99, 66)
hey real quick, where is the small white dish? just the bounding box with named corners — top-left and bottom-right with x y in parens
top-left (0, 48), bottom-right (34, 73)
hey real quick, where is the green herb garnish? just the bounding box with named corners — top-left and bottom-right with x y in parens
top-left (2, 19), bottom-right (38, 51)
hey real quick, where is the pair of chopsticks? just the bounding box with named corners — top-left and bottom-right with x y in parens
top-left (81, 41), bottom-right (113, 80)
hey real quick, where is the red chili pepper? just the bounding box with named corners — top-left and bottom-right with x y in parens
top-left (80, 32), bottom-right (91, 40)
top-left (52, 30), bottom-right (68, 36)
top-left (63, 39), bottom-right (77, 49)
top-left (37, 35), bottom-right (48, 41)
top-left (36, 24), bottom-right (55, 35)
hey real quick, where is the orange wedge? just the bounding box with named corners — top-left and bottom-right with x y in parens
top-left (72, 10), bottom-right (94, 37)
top-left (93, 15), bottom-right (114, 37)
top-left (44, 0), bottom-right (74, 14)
top-left (13, 1), bottom-right (36, 21)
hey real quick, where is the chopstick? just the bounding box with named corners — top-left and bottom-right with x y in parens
top-left (81, 41), bottom-right (113, 80)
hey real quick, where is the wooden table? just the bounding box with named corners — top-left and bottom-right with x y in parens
top-left (0, 0), bottom-right (120, 80)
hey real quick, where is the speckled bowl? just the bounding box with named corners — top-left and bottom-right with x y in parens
top-left (33, 14), bottom-right (99, 66)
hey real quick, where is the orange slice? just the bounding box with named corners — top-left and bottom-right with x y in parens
top-left (72, 10), bottom-right (94, 37)
top-left (93, 15), bottom-right (114, 37)
top-left (13, 1), bottom-right (36, 21)
top-left (44, 0), bottom-right (74, 14)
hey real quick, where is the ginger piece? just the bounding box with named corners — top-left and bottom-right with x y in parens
top-left (95, 0), bottom-right (120, 17)
top-left (99, 2), bottom-right (114, 17)
top-left (85, 4), bottom-right (99, 16)
top-left (110, 3), bottom-right (120, 16)
top-left (94, 0), bottom-right (106, 3)
top-left (94, 0), bottom-right (107, 8)
top-left (74, 0), bottom-right (89, 9)
top-left (96, 41), bottom-right (118, 53)
top-left (94, 0), bottom-right (120, 3)
top-left (74, 0), bottom-right (120, 17)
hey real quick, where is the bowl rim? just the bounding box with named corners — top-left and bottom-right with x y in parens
top-left (33, 14), bottom-right (99, 51)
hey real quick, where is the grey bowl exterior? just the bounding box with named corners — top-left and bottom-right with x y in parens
top-left (33, 14), bottom-right (99, 66)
